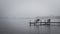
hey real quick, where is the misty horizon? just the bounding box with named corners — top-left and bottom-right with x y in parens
top-left (1, 0), bottom-right (60, 17)
top-left (0, 16), bottom-right (60, 19)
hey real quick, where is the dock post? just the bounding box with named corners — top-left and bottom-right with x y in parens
top-left (47, 18), bottom-right (51, 25)
top-left (34, 23), bottom-right (36, 26)
top-left (29, 22), bottom-right (31, 26)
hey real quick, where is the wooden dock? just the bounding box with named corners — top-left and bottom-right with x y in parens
top-left (29, 22), bottom-right (60, 26)
top-left (39, 22), bottom-right (60, 23)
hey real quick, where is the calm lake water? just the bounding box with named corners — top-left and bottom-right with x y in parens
top-left (0, 18), bottom-right (60, 34)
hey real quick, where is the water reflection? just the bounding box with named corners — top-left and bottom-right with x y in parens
top-left (1, 19), bottom-right (60, 34)
top-left (29, 25), bottom-right (51, 34)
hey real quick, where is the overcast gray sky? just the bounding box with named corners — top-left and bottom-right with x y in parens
top-left (0, 0), bottom-right (60, 18)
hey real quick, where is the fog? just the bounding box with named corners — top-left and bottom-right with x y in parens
top-left (0, 0), bottom-right (60, 34)
top-left (0, 0), bottom-right (60, 18)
